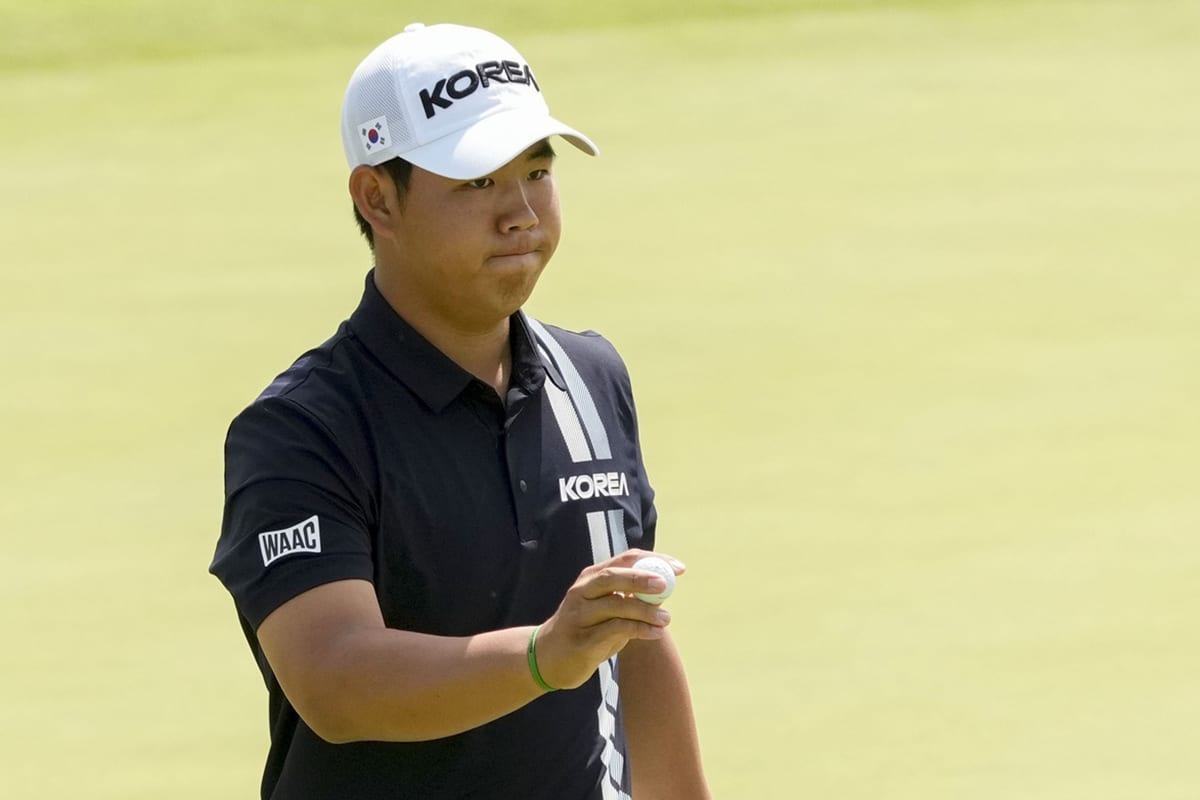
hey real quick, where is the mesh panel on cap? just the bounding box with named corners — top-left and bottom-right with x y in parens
top-left (343, 44), bottom-right (414, 166)
top-left (378, 48), bottom-right (413, 150)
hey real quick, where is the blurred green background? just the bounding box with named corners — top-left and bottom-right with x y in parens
top-left (2, 0), bottom-right (1198, 797)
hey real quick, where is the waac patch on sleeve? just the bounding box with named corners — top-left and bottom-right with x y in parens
top-left (258, 515), bottom-right (322, 567)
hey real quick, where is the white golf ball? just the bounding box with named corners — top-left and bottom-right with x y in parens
top-left (632, 556), bottom-right (676, 604)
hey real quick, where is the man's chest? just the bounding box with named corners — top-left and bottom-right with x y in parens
top-left (366, 390), bottom-right (649, 634)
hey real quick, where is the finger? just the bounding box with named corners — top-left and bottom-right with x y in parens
top-left (576, 565), bottom-right (669, 600)
top-left (573, 593), bottom-right (672, 629)
top-left (607, 548), bottom-right (687, 575)
top-left (589, 616), bottom-right (668, 647)
top-left (660, 555), bottom-right (686, 575)
top-left (645, 553), bottom-right (686, 576)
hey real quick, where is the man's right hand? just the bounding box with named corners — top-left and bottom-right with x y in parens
top-left (534, 549), bottom-right (685, 690)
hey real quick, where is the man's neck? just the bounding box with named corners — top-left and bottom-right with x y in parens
top-left (435, 321), bottom-right (512, 399)
top-left (373, 270), bottom-right (513, 398)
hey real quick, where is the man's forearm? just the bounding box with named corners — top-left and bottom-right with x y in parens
top-left (258, 566), bottom-right (675, 745)
top-left (620, 631), bottom-right (711, 799)
top-left (258, 580), bottom-right (545, 743)
top-left (310, 625), bottom-right (543, 743)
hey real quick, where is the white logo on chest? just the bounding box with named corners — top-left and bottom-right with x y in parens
top-left (258, 515), bottom-right (322, 566)
top-left (559, 472), bottom-right (630, 503)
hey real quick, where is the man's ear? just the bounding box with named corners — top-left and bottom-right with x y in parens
top-left (349, 165), bottom-right (400, 244)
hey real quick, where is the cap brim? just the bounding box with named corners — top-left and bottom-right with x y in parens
top-left (402, 109), bottom-right (599, 180)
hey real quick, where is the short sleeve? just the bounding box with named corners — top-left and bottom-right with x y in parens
top-left (210, 397), bottom-right (375, 630)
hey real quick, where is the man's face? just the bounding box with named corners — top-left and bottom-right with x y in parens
top-left (387, 140), bottom-right (562, 331)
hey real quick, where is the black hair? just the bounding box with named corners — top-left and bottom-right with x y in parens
top-left (354, 157), bottom-right (414, 249)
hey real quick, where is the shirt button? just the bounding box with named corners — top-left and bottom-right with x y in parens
top-left (519, 479), bottom-right (528, 493)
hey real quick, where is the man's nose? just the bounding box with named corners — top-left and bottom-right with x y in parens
top-left (498, 182), bottom-right (538, 232)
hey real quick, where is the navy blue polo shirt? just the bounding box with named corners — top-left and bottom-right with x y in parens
top-left (211, 271), bottom-right (656, 800)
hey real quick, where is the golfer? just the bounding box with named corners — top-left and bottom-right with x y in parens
top-left (210, 22), bottom-right (709, 799)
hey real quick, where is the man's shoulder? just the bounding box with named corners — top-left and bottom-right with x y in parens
top-left (255, 322), bottom-right (352, 402)
top-left (526, 317), bottom-right (629, 378)
top-left (228, 322), bottom-right (368, 446)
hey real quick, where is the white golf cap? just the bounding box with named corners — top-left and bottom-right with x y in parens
top-left (341, 23), bottom-right (598, 179)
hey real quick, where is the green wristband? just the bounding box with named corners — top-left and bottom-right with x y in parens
top-left (527, 625), bottom-right (557, 692)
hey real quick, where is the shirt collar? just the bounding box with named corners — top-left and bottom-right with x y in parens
top-left (511, 307), bottom-right (567, 392)
top-left (347, 270), bottom-right (563, 412)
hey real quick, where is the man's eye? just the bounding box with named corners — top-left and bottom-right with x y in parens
top-left (528, 169), bottom-right (550, 181)
top-left (466, 178), bottom-right (494, 189)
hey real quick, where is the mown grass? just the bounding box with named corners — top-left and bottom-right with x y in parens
top-left (2, 1), bottom-right (1198, 797)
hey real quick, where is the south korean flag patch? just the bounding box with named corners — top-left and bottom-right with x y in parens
top-left (359, 116), bottom-right (391, 155)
